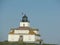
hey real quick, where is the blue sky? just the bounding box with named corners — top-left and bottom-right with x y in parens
top-left (0, 0), bottom-right (60, 44)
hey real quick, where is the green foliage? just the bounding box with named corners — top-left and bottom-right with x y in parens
top-left (0, 42), bottom-right (57, 45)
top-left (0, 42), bottom-right (39, 45)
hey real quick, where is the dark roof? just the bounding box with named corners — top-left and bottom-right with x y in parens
top-left (21, 15), bottom-right (29, 22)
top-left (22, 15), bottom-right (28, 18)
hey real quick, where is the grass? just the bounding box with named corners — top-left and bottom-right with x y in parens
top-left (0, 41), bottom-right (57, 45)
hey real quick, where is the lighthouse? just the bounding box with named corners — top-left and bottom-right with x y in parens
top-left (8, 14), bottom-right (41, 44)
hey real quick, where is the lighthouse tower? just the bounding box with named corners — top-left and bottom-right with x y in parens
top-left (8, 14), bottom-right (41, 44)
top-left (20, 14), bottom-right (30, 27)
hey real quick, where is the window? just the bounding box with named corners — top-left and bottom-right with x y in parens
top-left (23, 24), bottom-right (25, 27)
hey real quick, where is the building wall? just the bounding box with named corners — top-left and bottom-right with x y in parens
top-left (8, 34), bottom-right (20, 41)
top-left (35, 36), bottom-right (40, 40)
top-left (35, 36), bottom-right (40, 44)
top-left (8, 34), bottom-right (40, 44)
top-left (20, 22), bottom-right (30, 27)
top-left (33, 30), bottom-right (39, 34)
top-left (14, 30), bottom-right (29, 34)
top-left (8, 34), bottom-right (36, 42)
top-left (23, 35), bottom-right (35, 42)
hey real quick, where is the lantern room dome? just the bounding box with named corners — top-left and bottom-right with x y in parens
top-left (22, 14), bottom-right (29, 22)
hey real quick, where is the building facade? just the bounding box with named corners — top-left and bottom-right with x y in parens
top-left (8, 14), bottom-right (41, 44)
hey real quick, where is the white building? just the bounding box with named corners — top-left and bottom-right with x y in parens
top-left (8, 14), bottom-right (41, 44)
